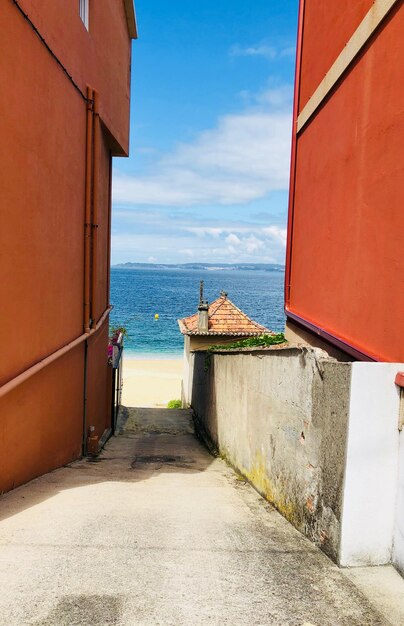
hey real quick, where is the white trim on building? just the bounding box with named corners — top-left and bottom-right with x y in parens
top-left (79, 0), bottom-right (89, 30)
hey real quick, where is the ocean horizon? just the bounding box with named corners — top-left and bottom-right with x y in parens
top-left (110, 266), bottom-right (285, 358)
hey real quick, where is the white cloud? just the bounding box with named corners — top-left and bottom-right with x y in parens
top-left (112, 88), bottom-right (292, 208)
top-left (111, 79), bottom-right (292, 265)
top-left (280, 46), bottom-right (296, 58)
top-left (226, 233), bottom-right (241, 246)
top-left (185, 227), bottom-right (224, 238)
top-left (244, 235), bottom-right (265, 254)
top-left (262, 226), bottom-right (287, 246)
top-left (255, 85), bottom-right (294, 107)
top-left (111, 223), bottom-right (287, 266)
top-left (230, 43), bottom-right (295, 61)
top-left (230, 44), bottom-right (277, 60)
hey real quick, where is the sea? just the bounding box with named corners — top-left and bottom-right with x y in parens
top-left (110, 267), bottom-right (285, 358)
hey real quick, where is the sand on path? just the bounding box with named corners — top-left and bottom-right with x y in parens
top-left (122, 357), bottom-right (183, 407)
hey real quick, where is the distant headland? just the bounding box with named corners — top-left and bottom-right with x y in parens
top-left (113, 262), bottom-right (285, 272)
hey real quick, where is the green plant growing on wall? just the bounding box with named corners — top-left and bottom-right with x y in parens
top-left (208, 333), bottom-right (286, 352)
top-left (204, 333), bottom-right (286, 371)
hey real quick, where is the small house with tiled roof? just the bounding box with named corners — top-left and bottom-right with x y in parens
top-left (178, 288), bottom-right (270, 350)
top-left (178, 283), bottom-right (272, 405)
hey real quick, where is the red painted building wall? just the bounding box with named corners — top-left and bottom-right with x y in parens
top-left (0, 0), bottom-right (136, 492)
top-left (286, 0), bottom-right (404, 362)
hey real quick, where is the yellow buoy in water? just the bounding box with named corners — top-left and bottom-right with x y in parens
top-left (154, 313), bottom-right (159, 320)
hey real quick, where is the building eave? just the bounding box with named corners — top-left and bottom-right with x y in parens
top-left (123, 0), bottom-right (138, 39)
top-left (179, 330), bottom-right (270, 338)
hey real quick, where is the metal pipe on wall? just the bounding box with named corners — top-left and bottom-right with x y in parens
top-left (90, 90), bottom-right (100, 328)
top-left (84, 86), bottom-right (94, 333)
top-left (106, 151), bottom-right (113, 310)
top-left (0, 306), bottom-right (112, 400)
top-left (82, 338), bottom-right (89, 455)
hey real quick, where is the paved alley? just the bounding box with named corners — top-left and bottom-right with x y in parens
top-left (0, 408), bottom-right (396, 625)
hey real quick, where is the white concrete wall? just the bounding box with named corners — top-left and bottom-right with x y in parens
top-left (394, 403), bottom-right (404, 575)
top-left (339, 363), bottom-right (401, 567)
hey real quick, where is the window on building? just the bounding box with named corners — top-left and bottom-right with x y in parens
top-left (79, 0), bottom-right (89, 30)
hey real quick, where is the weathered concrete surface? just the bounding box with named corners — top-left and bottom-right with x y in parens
top-left (189, 346), bottom-right (352, 561)
top-left (0, 408), bottom-right (395, 625)
top-left (344, 566), bottom-right (404, 626)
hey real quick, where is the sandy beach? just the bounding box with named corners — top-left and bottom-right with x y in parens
top-left (122, 357), bottom-right (183, 407)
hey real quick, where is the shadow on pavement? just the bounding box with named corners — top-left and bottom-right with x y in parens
top-left (0, 406), bottom-right (214, 523)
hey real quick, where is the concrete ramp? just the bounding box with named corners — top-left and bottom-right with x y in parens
top-left (120, 406), bottom-right (194, 435)
top-left (0, 406), bottom-right (397, 625)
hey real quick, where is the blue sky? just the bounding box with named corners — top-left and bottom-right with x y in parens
top-left (111, 0), bottom-right (299, 265)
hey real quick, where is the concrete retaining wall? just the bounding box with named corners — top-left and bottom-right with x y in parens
top-left (188, 346), bottom-right (404, 570)
top-left (189, 346), bottom-right (351, 562)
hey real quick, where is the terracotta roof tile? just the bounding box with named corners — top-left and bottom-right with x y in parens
top-left (178, 295), bottom-right (272, 336)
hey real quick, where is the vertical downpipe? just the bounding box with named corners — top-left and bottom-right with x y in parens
top-left (90, 90), bottom-right (100, 328)
top-left (82, 339), bottom-right (89, 455)
top-left (106, 150), bottom-right (113, 309)
top-left (84, 86), bottom-right (94, 333)
top-left (83, 86), bottom-right (94, 455)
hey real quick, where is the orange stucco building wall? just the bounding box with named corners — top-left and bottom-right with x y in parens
top-left (0, 1), bottom-right (136, 493)
top-left (286, 1), bottom-right (404, 362)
